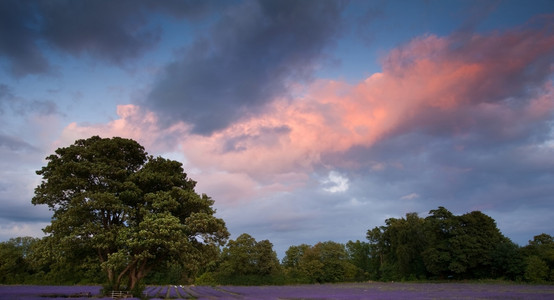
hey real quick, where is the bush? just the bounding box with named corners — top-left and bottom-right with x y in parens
top-left (195, 272), bottom-right (217, 286)
top-left (524, 256), bottom-right (549, 283)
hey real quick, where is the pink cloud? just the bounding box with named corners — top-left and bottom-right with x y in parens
top-left (181, 25), bottom-right (553, 175)
top-left (57, 104), bottom-right (189, 153)
top-left (56, 105), bottom-right (308, 205)
top-left (59, 22), bottom-right (554, 198)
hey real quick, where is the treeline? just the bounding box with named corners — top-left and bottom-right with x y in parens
top-left (1, 207), bottom-right (553, 285)
top-left (364, 207), bottom-right (552, 282)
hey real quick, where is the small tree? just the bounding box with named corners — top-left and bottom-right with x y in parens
top-left (282, 244), bottom-right (311, 282)
top-left (216, 233), bottom-right (282, 285)
top-left (0, 237), bottom-right (39, 283)
top-left (523, 234), bottom-right (554, 282)
top-left (525, 256), bottom-right (549, 282)
top-left (32, 136), bottom-right (229, 294)
top-left (346, 240), bottom-right (372, 280)
top-left (284, 242), bottom-right (356, 283)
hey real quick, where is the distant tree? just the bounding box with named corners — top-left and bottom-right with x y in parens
top-left (368, 207), bottom-right (512, 281)
top-left (345, 240), bottom-right (372, 280)
top-left (32, 136), bottom-right (229, 295)
top-left (447, 211), bottom-right (506, 278)
top-left (283, 244), bottom-right (311, 269)
top-left (282, 244), bottom-right (311, 283)
top-left (27, 235), bottom-right (104, 284)
top-left (421, 207), bottom-right (455, 279)
top-left (0, 237), bottom-right (39, 283)
top-left (366, 226), bottom-right (386, 279)
top-left (366, 213), bottom-right (428, 281)
top-left (214, 233), bottom-right (282, 284)
top-left (524, 256), bottom-right (549, 282)
top-left (283, 241), bottom-right (356, 283)
top-left (490, 239), bottom-right (525, 280)
top-left (390, 213), bottom-right (428, 279)
top-left (523, 234), bottom-right (554, 282)
top-left (527, 234), bottom-right (554, 268)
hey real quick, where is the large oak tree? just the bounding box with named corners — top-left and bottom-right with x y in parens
top-left (32, 136), bottom-right (229, 294)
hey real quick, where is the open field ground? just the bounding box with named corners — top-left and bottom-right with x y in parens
top-left (1, 282), bottom-right (554, 299)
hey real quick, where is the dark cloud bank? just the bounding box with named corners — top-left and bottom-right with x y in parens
top-left (0, 0), bottom-right (217, 77)
top-left (145, 0), bottom-right (347, 134)
top-left (1, 0), bottom-right (347, 135)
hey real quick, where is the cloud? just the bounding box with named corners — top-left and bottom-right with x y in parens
top-left (322, 171), bottom-right (350, 193)
top-left (57, 104), bottom-right (189, 153)
top-left (57, 18), bottom-right (554, 247)
top-left (0, 0), bottom-right (219, 77)
top-left (169, 23), bottom-right (553, 177)
top-left (0, 1), bottom-right (51, 77)
top-left (0, 134), bottom-right (39, 152)
top-left (144, 0), bottom-right (347, 134)
top-left (401, 193), bottom-right (420, 200)
top-left (0, 84), bottom-right (59, 117)
top-left (0, 222), bottom-right (49, 241)
top-left (62, 17), bottom-right (554, 182)
top-left (0, 126), bottom-right (53, 237)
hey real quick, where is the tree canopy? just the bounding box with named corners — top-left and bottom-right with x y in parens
top-left (32, 136), bottom-right (229, 294)
top-left (282, 241), bottom-right (357, 283)
top-left (366, 207), bottom-right (524, 281)
top-left (200, 233), bottom-right (282, 285)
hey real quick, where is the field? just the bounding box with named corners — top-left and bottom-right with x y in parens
top-left (1, 282), bottom-right (554, 299)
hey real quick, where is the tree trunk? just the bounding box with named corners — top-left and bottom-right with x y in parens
top-left (128, 259), bottom-right (154, 294)
top-left (128, 270), bottom-right (138, 292)
top-left (98, 249), bottom-right (118, 291)
top-left (116, 260), bottom-right (136, 291)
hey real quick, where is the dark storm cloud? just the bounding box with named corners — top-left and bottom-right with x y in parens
top-left (145, 0), bottom-right (347, 135)
top-left (0, 1), bottom-right (50, 77)
top-left (0, 0), bottom-right (218, 77)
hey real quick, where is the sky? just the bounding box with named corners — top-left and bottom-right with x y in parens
top-left (1, 0), bottom-right (554, 258)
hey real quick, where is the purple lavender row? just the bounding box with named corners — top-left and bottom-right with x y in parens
top-left (144, 285), bottom-right (164, 298)
top-left (192, 285), bottom-right (243, 298)
top-left (208, 283), bottom-right (554, 300)
top-left (144, 285), bottom-right (159, 294)
top-left (166, 285), bottom-right (185, 298)
top-left (0, 285), bottom-right (101, 298)
top-left (1, 283), bottom-right (554, 299)
top-left (96, 298), bottom-right (141, 300)
top-left (158, 285), bottom-right (169, 297)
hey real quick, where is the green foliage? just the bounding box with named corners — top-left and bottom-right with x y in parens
top-left (282, 241), bottom-right (357, 284)
top-left (208, 233), bottom-right (283, 285)
top-left (0, 237), bottom-right (38, 283)
top-left (195, 271), bottom-right (218, 286)
top-left (522, 233), bottom-right (554, 283)
top-left (345, 240), bottom-right (372, 281)
top-left (367, 212), bottom-right (429, 280)
top-left (32, 136), bottom-right (229, 292)
top-left (282, 244), bottom-right (311, 283)
top-left (524, 255), bottom-right (549, 282)
top-left (146, 260), bottom-right (191, 285)
top-left (367, 207), bottom-right (528, 282)
top-left (0, 236), bottom-right (105, 285)
top-left (491, 239), bottom-right (525, 281)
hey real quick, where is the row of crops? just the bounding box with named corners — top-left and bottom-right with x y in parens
top-left (1, 283), bottom-right (554, 299)
top-left (143, 285), bottom-right (239, 298)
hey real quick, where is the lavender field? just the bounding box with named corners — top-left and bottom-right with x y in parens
top-left (1, 282), bottom-right (554, 299)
